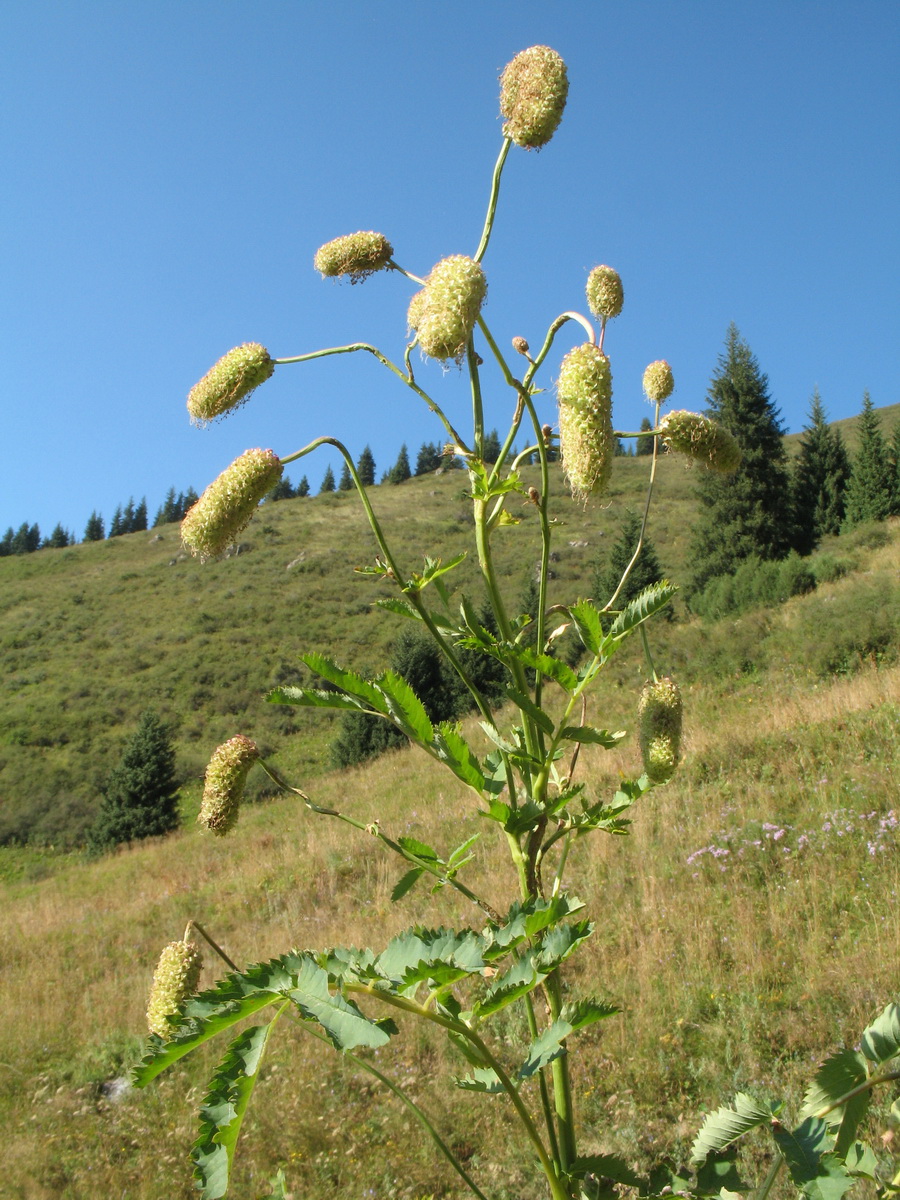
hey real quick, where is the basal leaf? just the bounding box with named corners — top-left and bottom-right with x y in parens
top-left (299, 653), bottom-right (387, 712)
top-left (608, 581), bottom-right (677, 640)
top-left (559, 725), bottom-right (626, 748)
top-left (860, 1002), bottom-right (900, 1064)
top-left (288, 956), bottom-right (392, 1050)
top-left (192, 1017), bottom-right (283, 1200)
top-left (519, 1019), bottom-right (572, 1078)
top-left (378, 669), bottom-right (434, 743)
top-left (800, 1047), bottom-right (870, 1157)
top-left (690, 1093), bottom-right (773, 1164)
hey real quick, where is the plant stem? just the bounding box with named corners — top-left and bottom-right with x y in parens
top-left (474, 138), bottom-right (512, 262)
top-left (755, 1152), bottom-right (784, 1200)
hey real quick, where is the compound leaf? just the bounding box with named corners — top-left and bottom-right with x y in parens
top-left (690, 1093), bottom-right (773, 1164)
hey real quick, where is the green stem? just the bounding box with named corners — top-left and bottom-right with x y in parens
top-left (544, 970), bottom-right (577, 1171)
top-left (755, 1152), bottom-right (784, 1200)
top-left (474, 138), bottom-right (513, 263)
top-left (603, 401), bottom-right (662, 612)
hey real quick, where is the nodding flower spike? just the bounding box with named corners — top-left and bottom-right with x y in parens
top-left (500, 46), bottom-right (569, 149)
top-left (198, 735), bottom-right (260, 835)
top-left (586, 266), bottom-right (624, 321)
top-left (181, 449), bottom-right (283, 560)
top-left (146, 938), bottom-right (202, 1038)
top-left (414, 256), bottom-right (487, 362)
top-left (658, 410), bottom-right (742, 473)
top-left (187, 343), bottom-right (275, 425)
top-left (642, 360), bottom-right (675, 404)
top-left (638, 677), bottom-right (683, 784)
top-left (556, 343), bottom-right (614, 500)
top-left (314, 231), bottom-right (394, 283)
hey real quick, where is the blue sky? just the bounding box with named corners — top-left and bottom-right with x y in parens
top-left (2, 1), bottom-right (898, 538)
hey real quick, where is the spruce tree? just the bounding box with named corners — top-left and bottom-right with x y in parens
top-left (84, 511), bottom-right (105, 541)
top-left (122, 498), bottom-right (136, 533)
top-left (108, 506), bottom-right (123, 537)
top-left (483, 428), bottom-right (501, 463)
top-left (889, 422), bottom-right (900, 516)
top-left (595, 510), bottom-right (669, 615)
top-left (636, 416), bottom-right (654, 456)
top-left (356, 445), bottom-right (376, 486)
top-left (266, 477), bottom-right (295, 502)
top-left (132, 497), bottom-right (148, 532)
top-left (792, 389), bottom-right (851, 554)
top-left (154, 488), bottom-right (178, 526)
top-left (89, 711), bottom-right (180, 850)
top-left (0, 527), bottom-right (13, 556)
top-left (338, 462), bottom-right (353, 491)
top-left (415, 442), bottom-right (442, 475)
top-left (47, 523), bottom-right (71, 548)
top-left (388, 444), bottom-right (411, 484)
top-left (319, 465), bottom-right (336, 493)
top-left (297, 475), bottom-right (310, 498)
top-left (687, 325), bottom-right (794, 595)
top-left (12, 523), bottom-right (40, 553)
top-left (843, 393), bottom-right (893, 527)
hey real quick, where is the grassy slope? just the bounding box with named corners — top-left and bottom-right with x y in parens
top-left (2, 437), bottom-right (899, 1198)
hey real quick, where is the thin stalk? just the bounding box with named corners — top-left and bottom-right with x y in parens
top-left (755, 1153), bottom-right (784, 1200)
top-left (604, 401), bottom-right (662, 613)
top-left (524, 990), bottom-right (562, 1167)
top-left (190, 922), bottom-right (239, 972)
top-left (386, 259), bottom-right (425, 285)
top-left (474, 138), bottom-right (513, 262)
top-left (543, 971), bottom-right (577, 1171)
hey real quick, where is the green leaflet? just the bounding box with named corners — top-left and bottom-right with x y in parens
top-left (518, 648), bottom-right (580, 692)
top-left (559, 998), bottom-right (621, 1031)
top-left (519, 1019), bottom-right (572, 1078)
top-left (860, 1001), bottom-right (900, 1064)
top-left (534, 920), bottom-right (593, 971)
top-left (567, 600), bottom-right (605, 656)
top-left (608, 581), bottom-right (677, 640)
top-left (405, 552), bottom-right (467, 592)
top-left (375, 927), bottom-right (487, 990)
top-left (298, 652), bottom-right (388, 712)
top-left (378, 669), bottom-right (434, 743)
top-left (486, 894), bottom-right (587, 956)
top-left (800, 1047), bottom-right (870, 1157)
top-left (390, 868), bottom-right (425, 901)
top-left (772, 1119), bottom-right (853, 1200)
top-left (559, 725), bottom-right (626, 748)
top-left (433, 723), bottom-right (487, 792)
top-left (191, 1016), bottom-right (284, 1200)
top-left (266, 685), bottom-right (368, 711)
top-left (568, 1153), bottom-right (643, 1189)
top-left (288, 956), bottom-right (392, 1049)
top-left (505, 684), bottom-right (555, 735)
top-left (475, 955), bottom-right (542, 1016)
top-left (689, 1093), bottom-right (773, 1164)
top-left (455, 1066), bottom-right (506, 1094)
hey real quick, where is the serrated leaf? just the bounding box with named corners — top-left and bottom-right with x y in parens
top-left (518, 649), bottom-right (579, 692)
top-left (860, 1002), bottom-right (900, 1064)
top-left (373, 597), bottom-right (424, 621)
top-left (288, 956), bottom-right (392, 1049)
top-left (396, 836), bottom-right (441, 864)
top-left (534, 921), bottom-right (594, 972)
top-left (519, 1019), bottom-right (572, 1078)
top-left (299, 653), bottom-right (387, 712)
top-left (375, 927), bottom-right (486, 989)
top-left (407, 552), bottom-right (467, 592)
top-left (447, 833), bottom-right (480, 870)
top-left (559, 725), bottom-right (626, 748)
top-left (690, 1093), bottom-right (773, 1164)
top-left (447, 1029), bottom-right (489, 1068)
top-left (800, 1155), bottom-right (855, 1200)
top-left (568, 601), bottom-right (605, 657)
top-left (772, 1116), bottom-right (831, 1185)
top-left (476, 955), bottom-right (542, 1016)
top-left (376, 669), bottom-right (434, 743)
top-left (695, 1151), bottom-right (748, 1197)
top-left (844, 1141), bottom-right (879, 1179)
top-left (486, 895), bottom-right (587, 957)
top-left (560, 998), bottom-right (621, 1031)
top-left (608, 581), bottom-right (677, 640)
top-left (433, 724), bottom-right (486, 792)
top-left (191, 1018), bottom-right (282, 1199)
top-left (391, 868), bottom-right (425, 901)
top-left (505, 685), bottom-right (555, 735)
top-left (455, 1066), bottom-right (507, 1093)
top-left (266, 686), bottom-right (369, 711)
top-left (569, 1154), bottom-right (643, 1188)
top-left (801, 1047), bottom-right (870, 1156)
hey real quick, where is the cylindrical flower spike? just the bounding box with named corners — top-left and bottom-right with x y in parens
top-left (586, 266), bottom-right (624, 321)
top-left (146, 937), bottom-right (202, 1038)
top-left (643, 360), bottom-right (675, 404)
top-left (198, 735), bottom-right (260, 835)
top-left (181, 449), bottom-right (283, 560)
top-left (557, 343), bottom-right (614, 499)
top-left (638, 677), bottom-right (683, 784)
top-left (415, 256), bottom-right (487, 361)
top-left (187, 343), bottom-right (275, 426)
top-left (313, 231), bottom-right (394, 282)
top-left (658, 410), bottom-right (742, 473)
top-left (500, 46), bottom-right (569, 149)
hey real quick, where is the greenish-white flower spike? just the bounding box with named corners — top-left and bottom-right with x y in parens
top-left (198, 735), bottom-right (260, 835)
top-left (557, 343), bottom-right (614, 499)
top-left (658, 410), bottom-right (742, 473)
top-left (314, 231), bottom-right (394, 282)
top-left (147, 938), bottom-right (202, 1038)
top-left (500, 46), bottom-right (569, 149)
top-left (181, 449), bottom-right (283, 560)
top-left (586, 265), bottom-right (624, 321)
top-left (187, 343), bottom-right (275, 425)
top-left (638, 677), bottom-right (683, 784)
top-left (642, 360), bottom-right (675, 403)
top-left (415, 256), bottom-right (487, 361)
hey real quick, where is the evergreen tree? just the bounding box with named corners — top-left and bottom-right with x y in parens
top-left (889, 422), bottom-right (900, 516)
top-left (121, 498), bottom-right (136, 534)
top-left (89, 711), bottom-right (180, 850)
top-left (181, 486), bottom-right (199, 513)
top-left (415, 442), bottom-right (443, 475)
top-left (356, 445), bottom-right (376, 486)
top-left (108, 506), bottom-right (124, 537)
top-left (791, 389), bottom-right (851, 554)
top-left (595, 510), bottom-right (669, 616)
top-left (636, 416), bottom-right (654, 456)
top-left (843, 393), bottom-right (893, 528)
top-left (0, 527), bottom-right (13, 556)
top-left (687, 325), bottom-right (794, 594)
top-left (297, 475), bottom-right (310, 498)
top-left (388, 444), bottom-right (412, 484)
top-left (46, 523), bottom-right (71, 549)
top-left (131, 497), bottom-right (148, 532)
top-left (12, 523), bottom-right (41, 553)
top-left (154, 488), bottom-right (178, 526)
top-left (266, 477), bottom-right (295, 502)
top-left (338, 462), bottom-right (353, 491)
top-left (84, 511), bottom-right (105, 541)
top-left (319, 465), bottom-right (336, 493)
top-left (483, 428), bottom-right (501, 463)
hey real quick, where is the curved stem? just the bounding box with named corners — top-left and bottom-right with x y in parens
top-left (386, 259), bottom-right (426, 286)
top-left (603, 400), bottom-right (662, 613)
top-left (474, 138), bottom-right (513, 263)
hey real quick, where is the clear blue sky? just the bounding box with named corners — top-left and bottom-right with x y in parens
top-left (2, 1), bottom-right (898, 538)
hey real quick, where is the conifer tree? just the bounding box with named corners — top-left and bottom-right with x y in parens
top-left (388, 444), bottom-right (411, 484)
top-left (843, 393), bottom-right (893, 527)
top-left (319, 465), bottom-right (336, 493)
top-left (338, 462), bottom-right (353, 491)
top-left (154, 488), bottom-right (178, 526)
top-left (89, 711), bottom-right (180, 850)
top-left (108, 506), bottom-right (124, 537)
top-left (12, 523), bottom-right (41, 553)
top-left (356, 445), bottom-right (376, 486)
top-left (687, 325), bottom-right (794, 594)
top-left (595, 510), bottom-right (669, 615)
top-left (132, 498), bottom-right (148, 532)
top-left (415, 442), bottom-right (442, 475)
top-left (84, 511), bottom-right (105, 541)
top-left (122, 498), bottom-right (136, 533)
top-left (47, 523), bottom-right (71, 548)
top-left (483, 428), bottom-right (501, 463)
top-left (636, 416), bottom-right (654, 456)
top-left (0, 527), bottom-right (13, 556)
top-left (889, 422), bottom-right (900, 516)
top-left (266, 477), bottom-right (295, 502)
top-left (181, 487), bottom-right (199, 514)
top-left (296, 475), bottom-right (310, 498)
top-left (792, 389), bottom-right (851, 554)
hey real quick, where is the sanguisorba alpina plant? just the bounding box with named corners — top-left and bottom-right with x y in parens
top-left (134, 45), bottom-right (900, 1200)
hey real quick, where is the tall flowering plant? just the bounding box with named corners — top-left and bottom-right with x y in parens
top-left (133, 46), bottom-right (900, 1200)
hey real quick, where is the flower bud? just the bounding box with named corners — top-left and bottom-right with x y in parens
top-left (586, 266), bottom-right (624, 321)
top-left (638, 677), bottom-right (683, 784)
top-left (500, 46), bottom-right (569, 149)
top-left (557, 343), bottom-right (614, 499)
top-left (512, 336), bottom-right (530, 357)
top-left (181, 449), bottom-right (283, 560)
top-left (642, 360), bottom-right (675, 404)
top-left (198, 735), bottom-right (260, 835)
top-left (415, 256), bottom-right (487, 362)
top-left (313, 231), bottom-right (394, 282)
top-left (658, 410), bottom-right (741, 473)
top-left (187, 343), bottom-right (275, 426)
top-left (147, 938), bottom-right (202, 1038)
